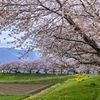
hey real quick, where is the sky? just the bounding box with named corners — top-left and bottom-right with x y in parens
top-left (0, 31), bottom-right (40, 63)
top-left (0, 31), bottom-right (14, 48)
top-left (0, 30), bottom-right (26, 49)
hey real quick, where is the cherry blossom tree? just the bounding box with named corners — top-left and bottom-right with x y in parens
top-left (0, 59), bottom-right (53, 73)
top-left (0, 0), bottom-right (100, 67)
top-left (0, 61), bottom-right (22, 72)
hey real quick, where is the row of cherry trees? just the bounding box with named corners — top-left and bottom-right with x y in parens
top-left (0, 59), bottom-right (99, 74)
top-left (0, 59), bottom-right (54, 73)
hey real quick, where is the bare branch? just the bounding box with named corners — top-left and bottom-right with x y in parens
top-left (79, 61), bottom-right (100, 66)
top-left (56, 0), bottom-right (62, 8)
top-left (53, 35), bottom-right (88, 44)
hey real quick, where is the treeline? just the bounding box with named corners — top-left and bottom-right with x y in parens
top-left (0, 59), bottom-right (54, 73)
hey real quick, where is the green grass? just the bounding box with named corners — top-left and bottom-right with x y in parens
top-left (0, 74), bottom-right (99, 100)
top-left (0, 73), bottom-right (67, 82)
top-left (0, 95), bottom-right (30, 100)
top-left (17, 75), bottom-right (74, 84)
top-left (25, 74), bottom-right (100, 100)
top-left (0, 73), bottom-right (74, 100)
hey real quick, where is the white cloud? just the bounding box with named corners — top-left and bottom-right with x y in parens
top-left (0, 42), bottom-right (14, 48)
top-left (11, 52), bottom-right (20, 57)
top-left (0, 31), bottom-right (25, 49)
top-left (0, 31), bottom-right (14, 48)
top-left (11, 52), bottom-right (30, 60)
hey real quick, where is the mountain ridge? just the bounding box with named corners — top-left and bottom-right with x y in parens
top-left (0, 48), bottom-right (40, 64)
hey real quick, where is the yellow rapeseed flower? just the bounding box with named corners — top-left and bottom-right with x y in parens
top-left (65, 73), bottom-right (86, 83)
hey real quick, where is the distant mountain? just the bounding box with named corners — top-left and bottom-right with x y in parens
top-left (0, 48), bottom-right (40, 64)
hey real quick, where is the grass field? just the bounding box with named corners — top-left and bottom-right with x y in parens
top-left (25, 74), bottom-right (100, 100)
top-left (0, 95), bottom-right (29, 100)
top-left (0, 73), bottom-right (73, 100)
top-left (0, 73), bottom-right (67, 81)
top-left (0, 73), bottom-right (99, 100)
top-left (0, 73), bottom-right (73, 84)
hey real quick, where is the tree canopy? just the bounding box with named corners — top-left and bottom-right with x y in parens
top-left (0, 0), bottom-right (100, 67)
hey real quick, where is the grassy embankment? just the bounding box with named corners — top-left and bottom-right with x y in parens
top-left (0, 73), bottom-right (99, 100)
top-left (24, 74), bottom-right (100, 100)
top-left (0, 95), bottom-right (29, 100)
top-left (0, 73), bottom-right (67, 81)
top-left (0, 73), bottom-right (70, 84)
top-left (0, 73), bottom-right (73, 100)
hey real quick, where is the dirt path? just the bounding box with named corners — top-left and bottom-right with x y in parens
top-left (23, 84), bottom-right (52, 95)
top-left (0, 84), bottom-right (52, 95)
top-left (0, 76), bottom-right (66, 95)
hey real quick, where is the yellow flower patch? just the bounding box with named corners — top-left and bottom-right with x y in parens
top-left (65, 73), bottom-right (86, 83)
